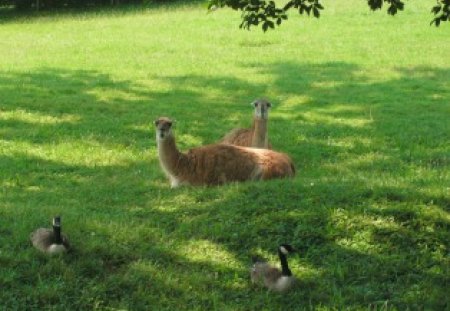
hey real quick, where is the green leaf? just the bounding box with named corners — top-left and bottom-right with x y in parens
top-left (431, 5), bottom-right (441, 15)
top-left (305, 5), bottom-right (312, 15)
top-left (313, 7), bottom-right (320, 17)
top-left (283, 1), bottom-right (293, 10)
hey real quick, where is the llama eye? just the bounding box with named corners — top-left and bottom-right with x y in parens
top-left (254, 102), bottom-right (259, 107)
top-left (154, 120), bottom-right (159, 126)
top-left (267, 103), bottom-right (272, 108)
top-left (167, 122), bottom-right (173, 127)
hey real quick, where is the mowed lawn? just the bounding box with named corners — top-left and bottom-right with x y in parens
top-left (0, 1), bottom-right (449, 309)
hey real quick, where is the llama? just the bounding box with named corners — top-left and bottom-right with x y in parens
top-left (155, 117), bottom-right (295, 187)
top-left (220, 99), bottom-right (272, 149)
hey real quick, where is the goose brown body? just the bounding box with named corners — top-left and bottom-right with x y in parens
top-left (30, 228), bottom-right (70, 254)
top-left (250, 245), bottom-right (296, 293)
top-left (30, 217), bottom-right (70, 255)
top-left (251, 262), bottom-right (296, 292)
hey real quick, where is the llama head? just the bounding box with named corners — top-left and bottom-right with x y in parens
top-left (251, 99), bottom-right (272, 120)
top-left (154, 117), bottom-right (173, 141)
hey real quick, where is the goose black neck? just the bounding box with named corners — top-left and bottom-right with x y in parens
top-left (53, 225), bottom-right (63, 244)
top-left (278, 249), bottom-right (292, 276)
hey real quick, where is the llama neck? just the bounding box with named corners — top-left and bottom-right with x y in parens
top-left (251, 117), bottom-right (268, 148)
top-left (278, 249), bottom-right (292, 276)
top-left (157, 135), bottom-right (184, 177)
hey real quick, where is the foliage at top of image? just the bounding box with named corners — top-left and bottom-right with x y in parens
top-left (430, 0), bottom-right (450, 26)
top-left (208, 0), bottom-right (450, 31)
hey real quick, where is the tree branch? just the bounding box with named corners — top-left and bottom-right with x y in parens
top-left (208, 0), bottom-right (449, 31)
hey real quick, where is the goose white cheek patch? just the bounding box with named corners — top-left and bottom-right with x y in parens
top-left (279, 246), bottom-right (288, 255)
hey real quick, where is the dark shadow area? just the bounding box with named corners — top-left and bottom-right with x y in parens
top-left (0, 0), bottom-right (203, 24)
top-left (1, 63), bottom-right (449, 309)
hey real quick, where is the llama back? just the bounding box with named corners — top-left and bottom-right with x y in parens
top-left (250, 148), bottom-right (295, 179)
top-left (220, 128), bottom-right (252, 147)
top-left (175, 145), bottom-right (294, 185)
top-left (220, 127), bottom-right (272, 149)
top-left (177, 144), bottom-right (260, 185)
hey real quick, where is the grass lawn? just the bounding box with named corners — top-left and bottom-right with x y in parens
top-left (0, 1), bottom-right (449, 309)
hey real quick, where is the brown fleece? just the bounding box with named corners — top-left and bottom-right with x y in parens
top-left (155, 118), bottom-right (294, 187)
top-left (220, 127), bottom-right (252, 147)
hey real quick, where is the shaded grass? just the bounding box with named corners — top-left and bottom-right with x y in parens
top-left (0, 1), bottom-right (449, 310)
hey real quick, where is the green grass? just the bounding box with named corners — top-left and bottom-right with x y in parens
top-left (0, 1), bottom-right (449, 310)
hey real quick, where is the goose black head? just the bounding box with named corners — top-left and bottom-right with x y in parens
top-left (53, 216), bottom-right (61, 227)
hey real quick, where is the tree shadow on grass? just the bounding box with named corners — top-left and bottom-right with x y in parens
top-left (151, 62), bottom-right (449, 308)
top-left (168, 177), bottom-right (448, 309)
top-left (0, 63), bottom-right (449, 309)
top-left (0, 152), bottom-right (248, 309)
top-left (0, 68), bottom-right (264, 148)
top-left (0, 1), bottom-right (204, 25)
top-left (0, 69), bottom-right (155, 147)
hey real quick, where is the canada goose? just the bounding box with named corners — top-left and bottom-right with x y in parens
top-left (155, 117), bottom-right (295, 187)
top-left (221, 98), bottom-right (272, 149)
top-left (250, 244), bottom-right (296, 292)
top-left (30, 216), bottom-right (70, 254)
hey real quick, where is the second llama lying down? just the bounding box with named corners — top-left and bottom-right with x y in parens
top-left (155, 117), bottom-right (295, 187)
top-left (220, 98), bottom-right (272, 149)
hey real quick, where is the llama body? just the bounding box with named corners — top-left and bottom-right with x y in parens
top-left (155, 117), bottom-right (294, 187)
top-left (221, 99), bottom-right (272, 149)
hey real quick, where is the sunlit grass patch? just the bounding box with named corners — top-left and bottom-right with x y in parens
top-left (0, 109), bottom-right (80, 124)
